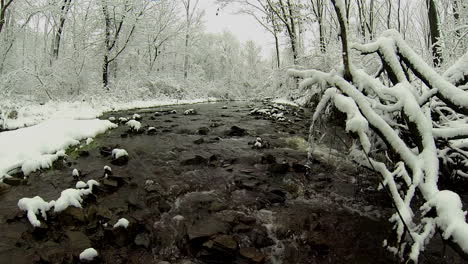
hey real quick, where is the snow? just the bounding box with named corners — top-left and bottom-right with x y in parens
top-left (0, 119), bottom-right (116, 179)
top-left (86, 138), bottom-right (94, 145)
top-left (76, 181), bottom-right (87, 189)
top-left (21, 151), bottom-right (66, 175)
top-left (72, 169), bottom-right (80, 177)
top-left (53, 180), bottom-right (99, 212)
top-left (421, 191), bottom-right (468, 253)
top-left (444, 51), bottom-right (468, 85)
top-left (126, 120), bottom-right (141, 131)
top-left (18, 179), bottom-right (99, 226)
top-left (104, 165), bottom-right (112, 172)
top-left (112, 149), bottom-right (128, 159)
top-left (132, 113), bottom-right (141, 120)
top-left (79, 248), bottom-right (98, 261)
top-left (113, 218), bottom-right (130, 229)
top-left (17, 196), bottom-right (54, 227)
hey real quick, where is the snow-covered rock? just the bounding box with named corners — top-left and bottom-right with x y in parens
top-left (184, 109), bottom-right (197, 115)
top-left (112, 149), bottom-right (128, 159)
top-left (72, 168), bottom-right (80, 178)
top-left (126, 120), bottom-right (141, 131)
top-left (79, 248), bottom-right (98, 261)
top-left (53, 180), bottom-right (99, 212)
top-left (132, 113), bottom-right (141, 120)
top-left (113, 218), bottom-right (130, 229)
top-left (17, 196), bottom-right (54, 227)
top-left (76, 181), bottom-right (87, 189)
top-left (86, 138), bottom-right (94, 145)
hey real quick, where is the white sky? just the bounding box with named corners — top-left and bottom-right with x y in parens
top-left (199, 0), bottom-right (274, 57)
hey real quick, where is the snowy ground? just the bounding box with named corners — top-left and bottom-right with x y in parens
top-left (0, 119), bottom-right (117, 180)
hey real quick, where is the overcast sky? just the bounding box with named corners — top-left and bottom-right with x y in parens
top-left (198, 0), bottom-right (274, 57)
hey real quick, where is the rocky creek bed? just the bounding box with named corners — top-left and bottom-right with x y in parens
top-left (0, 101), bottom-right (462, 263)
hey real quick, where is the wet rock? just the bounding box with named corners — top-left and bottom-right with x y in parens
top-left (3, 177), bottom-right (24, 186)
top-left (233, 224), bottom-right (251, 233)
top-left (144, 182), bottom-right (164, 193)
top-left (264, 192), bottom-right (285, 204)
top-left (239, 247), bottom-right (266, 263)
top-left (250, 228), bottom-right (275, 248)
top-left (66, 231), bottom-right (91, 251)
top-left (194, 138), bottom-right (205, 145)
top-left (210, 122), bottom-right (223, 128)
top-left (212, 235), bottom-right (238, 251)
top-left (158, 199), bottom-right (172, 213)
top-left (78, 150), bottom-right (90, 157)
top-left (58, 207), bottom-right (86, 226)
top-left (99, 147), bottom-right (113, 157)
top-left (103, 178), bottom-right (119, 188)
top-left (111, 155), bottom-right (129, 166)
top-left (87, 205), bottom-right (112, 222)
top-left (134, 233), bottom-right (151, 248)
top-left (261, 154), bottom-right (276, 164)
top-left (227, 126), bottom-right (248, 137)
top-left (292, 163), bottom-right (307, 173)
top-left (198, 127), bottom-right (210, 135)
top-left (268, 163), bottom-right (290, 174)
top-left (186, 216), bottom-right (230, 240)
top-left (181, 155), bottom-right (208, 166)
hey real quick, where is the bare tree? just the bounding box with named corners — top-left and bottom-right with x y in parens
top-left (265, 0), bottom-right (300, 64)
top-left (309, 0), bottom-right (327, 53)
top-left (100, 0), bottom-right (146, 88)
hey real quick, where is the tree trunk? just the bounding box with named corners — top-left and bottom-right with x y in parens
top-left (426, 0), bottom-right (442, 66)
top-left (0, 0), bottom-right (14, 34)
top-left (331, 0), bottom-right (352, 82)
top-left (184, 32), bottom-right (189, 79)
top-left (101, 0), bottom-right (111, 89)
top-left (274, 33), bottom-right (280, 68)
top-left (52, 0), bottom-right (72, 60)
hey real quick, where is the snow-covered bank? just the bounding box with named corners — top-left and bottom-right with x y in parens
top-left (0, 119), bottom-right (117, 179)
top-left (1, 98), bottom-right (217, 130)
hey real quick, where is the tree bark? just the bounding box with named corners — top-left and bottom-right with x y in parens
top-left (331, 0), bottom-right (352, 82)
top-left (426, 0), bottom-right (442, 66)
top-left (0, 0), bottom-right (14, 34)
top-left (101, 0), bottom-right (111, 89)
top-left (52, 0), bottom-right (72, 60)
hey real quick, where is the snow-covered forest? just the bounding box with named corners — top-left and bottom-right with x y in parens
top-left (0, 0), bottom-right (468, 263)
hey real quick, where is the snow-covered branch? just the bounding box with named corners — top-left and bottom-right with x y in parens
top-left (288, 30), bottom-right (468, 262)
